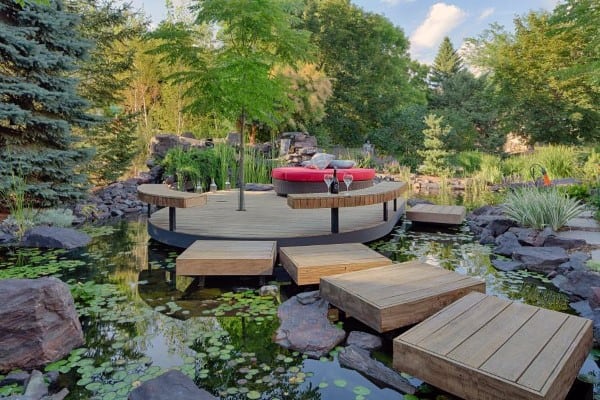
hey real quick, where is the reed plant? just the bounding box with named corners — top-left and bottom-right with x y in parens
top-left (502, 186), bottom-right (585, 230)
top-left (0, 173), bottom-right (31, 238)
top-left (531, 145), bottom-right (580, 179)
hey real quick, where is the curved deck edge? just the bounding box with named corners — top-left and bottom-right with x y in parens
top-left (147, 202), bottom-right (405, 249)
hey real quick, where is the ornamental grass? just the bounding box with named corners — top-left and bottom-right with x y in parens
top-left (502, 186), bottom-right (585, 231)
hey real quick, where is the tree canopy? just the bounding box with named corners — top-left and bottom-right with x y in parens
top-left (0, 0), bottom-right (94, 206)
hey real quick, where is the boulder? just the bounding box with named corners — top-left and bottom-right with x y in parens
top-left (0, 231), bottom-right (15, 244)
top-left (512, 246), bottom-right (569, 273)
top-left (128, 370), bottom-right (217, 400)
top-left (0, 277), bottom-right (84, 372)
top-left (493, 232), bottom-right (522, 257)
top-left (485, 218), bottom-right (516, 237)
top-left (491, 259), bottom-right (525, 272)
top-left (338, 345), bottom-right (416, 394)
top-left (543, 235), bottom-right (586, 250)
top-left (346, 331), bottom-right (382, 352)
top-left (553, 270), bottom-right (600, 300)
top-left (21, 226), bottom-right (91, 249)
top-left (478, 228), bottom-right (496, 245)
top-left (24, 370), bottom-right (48, 399)
top-left (590, 287), bottom-right (600, 310)
top-left (507, 227), bottom-right (539, 246)
top-left (275, 292), bottom-right (345, 358)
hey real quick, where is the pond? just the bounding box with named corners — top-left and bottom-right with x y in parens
top-left (0, 217), bottom-right (598, 400)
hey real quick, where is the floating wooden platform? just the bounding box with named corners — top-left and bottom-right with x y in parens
top-left (320, 261), bottom-right (485, 332)
top-left (147, 190), bottom-right (406, 248)
top-left (176, 240), bottom-right (277, 276)
top-left (279, 243), bottom-right (393, 286)
top-left (393, 292), bottom-right (593, 400)
top-left (138, 184), bottom-right (207, 208)
top-left (406, 204), bottom-right (466, 225)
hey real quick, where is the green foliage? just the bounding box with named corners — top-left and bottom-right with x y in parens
top-left (560, 184), bottom-right (590, 202)
top-left (502, 187), bottom-right (585, 230)
top-left (370, 104), bottom-right (427, 170)
top-left (85, 111), bottom-right (140, 184)
top-left (429, 36), bottom-right (464, 88)
top-left (303, 0), bottom-right (426, 146)
top-left (417, 114), bottom-right (452, 176)
top-left (531, 145), bottom-right (580, 179)
top-left (582, 149), bottom-right (600, 181)
top-left (162, 147), bottom-right (217, 191)
top-left (467, 4), bottom-right (600, 145)
top-left (0, 173), bottom-right (29, 237)
top-left (452, 151), bottom-right (483, 175)
top-left (586, 260), bottom-right (600, 273)
top-left (0, 0), bottom-right (95, 206)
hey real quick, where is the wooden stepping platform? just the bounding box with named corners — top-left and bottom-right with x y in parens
top-left (320, 261), bottom-right (485, 332)
top-left (279, 243), bottom-right (393, 286)
top-left (406, 204), bottom-right (466, 225)
top-left (393, 292), bottom-right (593, 400)
top-left (176, 240), bottom-right (277, 276)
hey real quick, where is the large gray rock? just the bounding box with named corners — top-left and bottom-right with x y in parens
top-left (553, 270), bottom-right (600, 300)
top-left (493, 232), bottom-right (522, 257)
top-left (507, 227), bottom-right (540, 246)
top-left (485, 218), bottom-right (516, 236)
top-left (0, 277), bottom-right (84, 372)
top-left (543, 235), bottom-right (586, 250)
top-left (128, 370), bottom-right (216, 400)
top-left (346, 331), bottom-right (382, 352)
top-left (338, 345), bottom-right (416, 394)
top-left (491, 259), bottom-right (525, 272)
top-left (21, 226), bottom-right (91, 249)
top-left (512, 246), bottom-right (569, 273)
top-left (275, 292), bottom-right (345, 358)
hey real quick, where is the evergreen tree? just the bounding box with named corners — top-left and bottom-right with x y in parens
top-left (0, 0), bottom-right (95, 207)
top-left (417, 114), bottom-right (452, 176)
top-left (429, 36), bottom-right (464, 88)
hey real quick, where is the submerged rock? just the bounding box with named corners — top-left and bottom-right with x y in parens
top-left (275, 292), bottom-right (345, 358)
top-left (0, 277), bottom-right (84, 372)
top-left (338, 345), bottom-right (416, 394)
top-left (21, 226), bottom-right (91, 249)
top-left (258, 285), bottom-right (279, 297)
top-left (128, 370), bottom-right (217, 400)
top-left (346, 331), bottom-right (382, 352)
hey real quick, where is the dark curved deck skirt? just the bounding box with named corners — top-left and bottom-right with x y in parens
top-left (146, 191), bottom-right (405, 249)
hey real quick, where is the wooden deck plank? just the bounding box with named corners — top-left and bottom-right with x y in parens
top-left (279, 243), bottom-right (392, 285)
top-left (518, 316), bottom-right (588, 391)
top-left (480, 308), bottom-right (568, 382)
top-left (320, 261), bottom-right (485, 332)
top-left (448, 301), bottom-right (538, 367)
top-left (406, 204), bottom-right (466, 225)
top-left (138, 184), bottom-right (207, 208)
top-left (393, 292), bottom-right (593, 400)
top-left (176, 240), bottom-right (276, 276)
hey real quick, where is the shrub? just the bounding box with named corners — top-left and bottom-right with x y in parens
top-left (452, 151), bottom-right (483, 176)
top-left (502, 187), bottom-right (585, 230)
top-left (532, 145), bottom-right (580, 179)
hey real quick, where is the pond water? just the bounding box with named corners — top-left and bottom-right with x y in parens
top-left (0, 217), bottom-right (598, 400)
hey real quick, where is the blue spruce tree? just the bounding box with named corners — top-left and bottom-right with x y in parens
top-left (0, 0), bottom-right (95, 207)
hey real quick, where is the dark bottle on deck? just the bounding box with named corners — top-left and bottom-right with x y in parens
top-left (330, 168), bottom-right (339, 194)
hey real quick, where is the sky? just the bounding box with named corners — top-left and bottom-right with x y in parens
top-left (125, 0), bottom-right (560, 64)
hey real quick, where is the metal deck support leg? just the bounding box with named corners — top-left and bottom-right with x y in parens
top-left (147, 203), bottom-right (151, 217)
top-left (393, 198), bottom-right (397, 211)
top-left (331, 208), bottom-right (339, 233)
top-left (383, 202), bottom-right (388, 221)
top-left (169, 207), bottom-right (176, 231)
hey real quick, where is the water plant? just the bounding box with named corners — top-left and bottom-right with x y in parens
top-left (502, 186), bottom-right (585, 230)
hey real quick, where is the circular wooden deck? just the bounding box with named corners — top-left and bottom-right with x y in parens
top-left (147, 190), bottom-right (405, 248)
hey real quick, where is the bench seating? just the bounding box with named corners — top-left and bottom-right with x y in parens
top-left (287, 181), bottom-right (407, 233)
top-left (272, 167), bottom-right (375, 195)
top-left (137, 184), bottom-right (207, 231)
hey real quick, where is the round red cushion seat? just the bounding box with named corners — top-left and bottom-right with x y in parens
top-left (271, 167), bottom-right (375, 182)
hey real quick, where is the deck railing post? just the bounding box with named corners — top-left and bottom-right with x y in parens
top-left (331, 208), bottom-right (339, 233)
top-left (169, 207), bottom-right (176, 231)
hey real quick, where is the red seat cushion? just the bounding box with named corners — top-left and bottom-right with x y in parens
top-left (271, 167), bottom-right (375, 182)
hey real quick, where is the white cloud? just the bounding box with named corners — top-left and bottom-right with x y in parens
top-left (478, 7), bottom-right (495, 21)
top-left (410, 3), bottom-right (467, 50)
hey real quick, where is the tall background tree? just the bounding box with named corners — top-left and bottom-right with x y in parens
top-left (467, 0), bottom-right (600, 145)
top-left (302, 0), bottom-right (426, 146)
top-left (0, 0), bottom-right (94, 207)
top-left (429, 36), bottom-right (464, 89)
